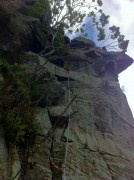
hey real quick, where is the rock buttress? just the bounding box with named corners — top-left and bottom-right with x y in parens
top-left (20, 39), bottom-right (134, 179)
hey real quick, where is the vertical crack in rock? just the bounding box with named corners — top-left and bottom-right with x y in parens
top-left (99, 153), bottom-right (113, 180)
top-left (49, 135), bottom-right (66, 180)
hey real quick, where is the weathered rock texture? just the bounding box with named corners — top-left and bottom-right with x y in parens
top-left (19, 39), bottom-right (134, 180)
top-left (0, 0), bottom-right (50, 59)
top-left (0, 2), bottom-right (134, 180)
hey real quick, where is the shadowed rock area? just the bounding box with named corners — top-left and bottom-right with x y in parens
top-left (0, 2), bottom-right (134, 180)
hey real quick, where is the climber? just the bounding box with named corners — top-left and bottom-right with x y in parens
top-left (49, 157), bottom-right (63, 173)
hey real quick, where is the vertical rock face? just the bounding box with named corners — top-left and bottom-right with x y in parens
top-left (21, 38), bottom-right (134, 180)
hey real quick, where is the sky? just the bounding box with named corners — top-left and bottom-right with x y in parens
top-left (101, 0), bottom-right (134, 116)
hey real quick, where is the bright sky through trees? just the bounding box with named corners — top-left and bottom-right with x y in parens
top-left (101, 0), bottom-right (134, 116)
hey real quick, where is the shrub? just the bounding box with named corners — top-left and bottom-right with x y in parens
top-left (0, 59), bottom-right (39, 147)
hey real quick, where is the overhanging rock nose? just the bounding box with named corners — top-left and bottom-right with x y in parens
top-left (116, 53), bottom-right (134, 74)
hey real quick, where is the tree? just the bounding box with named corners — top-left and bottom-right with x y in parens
top-left (47, 0), bottom-right (128, 52)
top-left (28, 0), bottom-right (128, 53)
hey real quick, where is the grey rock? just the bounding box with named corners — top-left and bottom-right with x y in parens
top-left (0, 125), bottom-right (8, 179)
top-left (20, 45), bottom-right (134, 179)
top-left (0, 5), bottom-right (134, 179)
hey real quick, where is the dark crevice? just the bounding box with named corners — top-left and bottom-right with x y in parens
top-left (50, 59), bottom-right (64, 68)
top-left (47, 108), bottom-right (69, 128)
top-left (85, 50), bottom-right (100, 59)
top-left (32, 31), bottom-right (43, 53)
top-left (56, 75), bottom-right (75, 82)
top-left (49, 137), bottom-right (55, 180)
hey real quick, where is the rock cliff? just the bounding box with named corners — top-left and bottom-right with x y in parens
top-left (0, 2), bottom-right (134, 180)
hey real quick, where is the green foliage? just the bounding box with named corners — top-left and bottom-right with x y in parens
top-left (109, 25), bottom-right (120, 39)
top-left (7, 176), bottom-right (14, 180)
top-left (99, 13), bottom-right (109, 27)
top-left (54, 29), bottom-right (64, 47)
top-left (0, 59), bottom-right (39, 146)
top-left (28, 0), bottom-right (44, 18)
top-left (30, 81), bottom-right (52, 107)
top-left (108, 25), bottom-right (129, 51)
top-left (49, 0), bottom-right (107, 38)
top-left (26, 0), bottom-right (128, 54)
top-left (97, 27), bottom-right (105, 41)
top-left (4, 105), bottom-right (38, 145)
top-left (28, 0), bottom-right (50, 18)
top-left (45, 0), bottom-right (129, 52)
top-left (97, 0), bottom-right (103, 6)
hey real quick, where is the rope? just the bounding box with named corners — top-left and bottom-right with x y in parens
top-left (74, 65), bottom-right (90, 72)
top-left (63, 73), bottom-right (71, 180)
